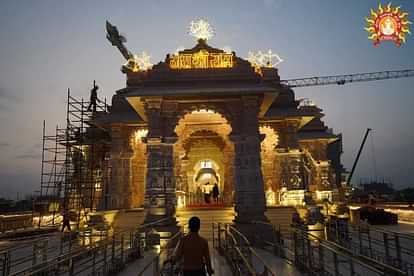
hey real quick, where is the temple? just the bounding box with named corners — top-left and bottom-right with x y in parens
top-left (93, 24), bottom-right (345, 225)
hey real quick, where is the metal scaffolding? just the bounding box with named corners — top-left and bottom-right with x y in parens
top-left (38, 85), bottom-right (109, 228)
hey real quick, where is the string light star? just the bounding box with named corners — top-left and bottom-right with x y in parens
top-left (135, 51), bottom-right (153, 70)
top-left (247, 51), bottom-right (261, 67)
top-left (261, 49), bottom-right (283, 67)
top-left (247, 49), bottom-right (283, 68)
top-left (189, 19), bottom-right (215, 41)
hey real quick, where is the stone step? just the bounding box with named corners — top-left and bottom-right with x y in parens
top-left (176, 208), bottom-right (236, 240)
top-left (265, 207), bottom-right (297, 236)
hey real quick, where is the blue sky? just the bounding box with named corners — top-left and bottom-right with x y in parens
top-left (0, 0), bottom-right (413, 198)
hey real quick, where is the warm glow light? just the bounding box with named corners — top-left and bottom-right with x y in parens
top-left (177, 194), bottom-right (186, 208)
top-left (315, 190), bottom-right (333, 202)
top-left (201, 160), bottom-right (213, 168)
top-left (260, 126), bottom-right (279, 152)
top-left (266, 187), bottom-right (276, 206)
top-left (132, 129), bottom-right (148, 144)
top-left (169, 49), bottom-right (233, 69)
top-left (279, 188), bottom-right (306, 206)
top-left (189, 19), bottom-right (214, 41)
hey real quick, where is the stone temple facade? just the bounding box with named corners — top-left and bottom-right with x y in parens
top-left (95, 39), bottom-right (345, 224)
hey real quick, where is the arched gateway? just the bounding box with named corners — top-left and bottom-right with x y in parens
top-left (97, 28), bottom-right (344, 227)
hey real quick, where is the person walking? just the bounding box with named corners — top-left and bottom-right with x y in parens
top-left (174, 216), bottom-right (214, 275)
top-left (61, 210), bottom-right (71, 232)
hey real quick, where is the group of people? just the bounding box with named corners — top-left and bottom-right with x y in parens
top-left (196, 182), bottom-right (219, 204)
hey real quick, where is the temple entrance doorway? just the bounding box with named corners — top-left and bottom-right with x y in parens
top-left (193, 159), bottom-right (221, 205)
top-left (174, 109), bottom-right (234, 208)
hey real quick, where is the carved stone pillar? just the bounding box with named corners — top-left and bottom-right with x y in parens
top-left (231, 96), bottom-right (267, 223)
top-left (179, 158), bottom-right (189, 191)
top-left (108, 126), bottom-right (134, 209)
top-left (273, 120), bottom-right (306, 192)
top-left (278, 151), bottom-right (305, 190)
top-left (144, 139), bottom-right (177, 224)
top-left (143, 98), bottom-right (178, 226)
top-left (223, 144), bottom-right (234, 205)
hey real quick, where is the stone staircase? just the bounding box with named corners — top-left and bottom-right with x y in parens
top-left (265, 206), bottom-right (297, 237)
top-left (176, 207), bottom-right (236, 240)
top-left (109, 207), bottom-right (296, 238)
top-left (112, 208), bottom-right (145, 231)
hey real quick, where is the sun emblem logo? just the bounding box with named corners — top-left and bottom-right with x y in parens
top-left (365, 3), bottom-right (412, 47)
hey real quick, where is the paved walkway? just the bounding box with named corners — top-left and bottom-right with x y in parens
top-left (119, 242), bottom-right (232, 276)
top-left (253, 248), bottom-right (303, 276)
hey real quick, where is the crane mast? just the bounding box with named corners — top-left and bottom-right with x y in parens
top-left (281, 69), bottom-right (414, 88)
top-left (346, 128), bottom-right (372, 187)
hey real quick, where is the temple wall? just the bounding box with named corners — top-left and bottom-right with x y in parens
top-left (130, 129), bottom-right (147, 208)
top-left (104, 109), bottom-right (342, 211)
top-left (108, 126), bottom-right (131, 209)
top-left (299, 140), bottom-right (329, 161)
top-left (260, 126), bottom-right (279, 198)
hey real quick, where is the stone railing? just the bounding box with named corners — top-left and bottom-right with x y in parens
top-left (0, 212), bottom-right (33, 233)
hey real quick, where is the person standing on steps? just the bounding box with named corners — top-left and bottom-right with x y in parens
top-left (173, 216), bottom-right (214, 276)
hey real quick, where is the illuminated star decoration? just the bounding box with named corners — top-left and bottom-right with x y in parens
top-left (222, 46), bottom-right (232, 54)
top-left (247, 50), bottom-right (283, 68)
top-left (260, 49), bottom-right (283, 67)
top-left (247, 51), bottom-right (261, 67)
top-left (124, 57), bottom-right (139, 72)
top-left (189, 19), bottom-right (215, 41)
top-left (135, 51), bottom-right (153, 70)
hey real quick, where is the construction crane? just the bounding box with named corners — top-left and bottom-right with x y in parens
top-left (281, 69), bottom-right (414, 88)
top-left (346, 128), bottom-right (372, 187)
